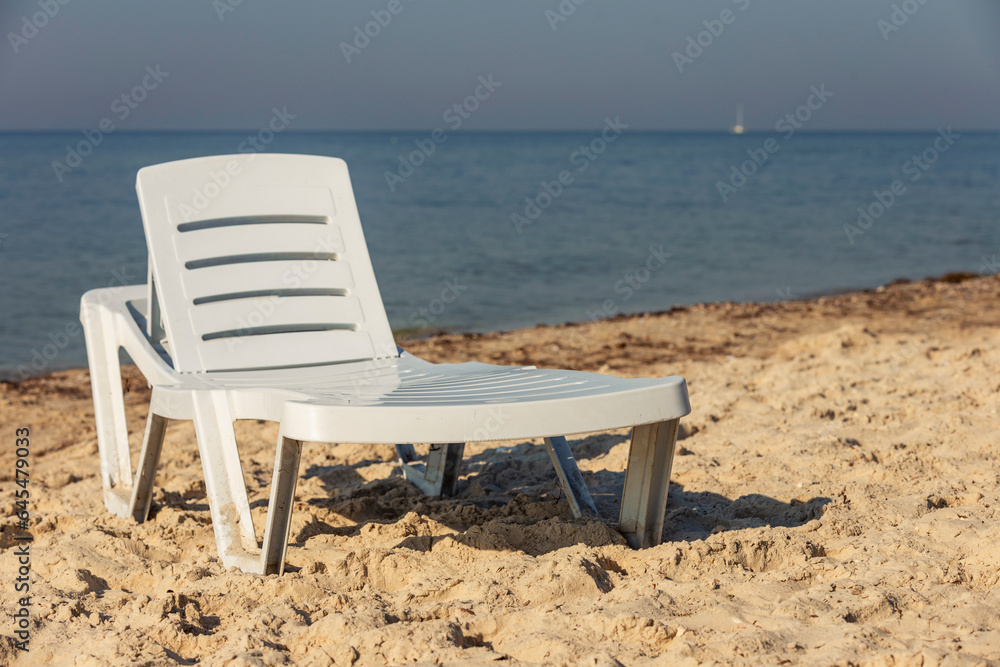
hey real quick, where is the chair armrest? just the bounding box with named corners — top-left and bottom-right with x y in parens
top-left (81, 284), bottom-right (179, 387)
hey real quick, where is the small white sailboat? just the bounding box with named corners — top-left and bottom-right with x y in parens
top-left (731, 104), bottom-right (745, 134)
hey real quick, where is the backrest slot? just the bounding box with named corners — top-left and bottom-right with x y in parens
top-left (192, 288), bottom-right (348, 305)
top-left (136, 155), bottom-right (397, 372)
top-left (202, 323), bottom-right (359, 341)
top-left (185, 252), bottom-right (339, 270)
top-left (177, 215), bottom-right (328, 232)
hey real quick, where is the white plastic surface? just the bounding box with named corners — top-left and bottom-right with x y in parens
top-left (136, 155), bottom-right (396, 373)
top-left (81, 155), bottom-right (692, 574)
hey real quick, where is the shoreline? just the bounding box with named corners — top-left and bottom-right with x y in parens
top-left (391, 269), bottom-right (996, 350)
top-left (397, 271), bottom-right (999, 371)
top-left (394, 270), bottom-right (992, 343)
top-left (1, 270), bottom-right (994, 384)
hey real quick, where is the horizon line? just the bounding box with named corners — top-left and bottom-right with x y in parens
top-left (1, 127), bottom-right (997, 135)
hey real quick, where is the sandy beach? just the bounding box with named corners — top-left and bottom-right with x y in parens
top-left (1, 273), bottom-right (998, 666)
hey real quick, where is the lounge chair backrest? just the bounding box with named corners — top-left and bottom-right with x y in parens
top-left (136, 154), bottom-right (397, 373)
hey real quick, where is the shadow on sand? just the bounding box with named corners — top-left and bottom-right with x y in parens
top-left (288, 433), bottom-right (831, 557)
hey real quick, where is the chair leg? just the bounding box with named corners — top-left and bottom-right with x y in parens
top-left (439, 443), bottom-right (464, 497)
top-left (191, 391), bottom-right (259, 572)
top-left (81, 303), bottom-right (132, 517)
top-left (618, 419), bottom-right (680, 549)
top-left (397, 443), bottom-right (465, 496)
top-left (130, 408), bottom-right (169, 523)
top-left (395, 443), bottom-right (417, 464)
top-left (544, 436), bottom-right (599, 518)
top-left (260, 431), bottom-right (303, 575)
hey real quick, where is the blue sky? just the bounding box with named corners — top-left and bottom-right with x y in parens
top-left (1, 0), bottom-right (997, 131)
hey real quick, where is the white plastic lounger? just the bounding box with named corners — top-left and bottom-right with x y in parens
top-left (80, 154), bottom-right (691, 574)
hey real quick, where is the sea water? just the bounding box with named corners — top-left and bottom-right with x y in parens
top-left (1, 130), bottom-right (997, 378)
